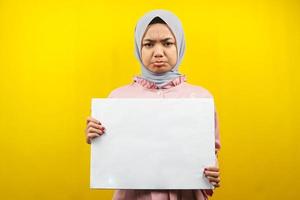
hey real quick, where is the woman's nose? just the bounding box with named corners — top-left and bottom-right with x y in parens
top-left (153, 45), bottom-right (164, 57)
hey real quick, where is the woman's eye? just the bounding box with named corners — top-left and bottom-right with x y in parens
top-left (164, 42), bottom-right (173, 46)
top-left (144, 43), bottom-right (153, 47)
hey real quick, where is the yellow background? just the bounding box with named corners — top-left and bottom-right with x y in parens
top-left (0, 0), bottom-right (299, 199)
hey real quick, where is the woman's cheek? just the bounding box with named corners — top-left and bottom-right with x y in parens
top-left (168, 46), bottom-right (177, 60)
top-left (170, 50), bottom-right (177, 66)
top-left (141, 50), bottom-right (150, 66)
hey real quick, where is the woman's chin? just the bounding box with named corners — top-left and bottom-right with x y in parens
top-left (148, 65), bottom-right (172, 73)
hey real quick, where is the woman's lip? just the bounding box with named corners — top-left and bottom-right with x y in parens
top-left (153, 62), bottom-right (165, 66)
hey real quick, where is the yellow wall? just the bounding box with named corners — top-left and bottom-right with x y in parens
top-left (0, 0), bottom-right (299, 199)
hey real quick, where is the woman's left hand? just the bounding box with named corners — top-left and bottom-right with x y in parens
top-left (203, 166), bottom-right (220, 188)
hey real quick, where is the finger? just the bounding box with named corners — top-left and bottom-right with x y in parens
top-left (207, 176), bottom-right (220, 183)
top-left (205, 166), bottom-right (219, 172)
top-left (87, 116), bottom-right (101, 125)
top-left (87, 127), bottom-right (104, 135)
top-left (87, 138), bottom-right (91, 144)
top-left (211, 182), bottom-right (220, 188)
top-left (87, 122), bottom-right (105, 131)
top-left (86, 133), bottom-right (100, 144)
top-left (87, 133), bottom-right (101, 140)
top-left (204, 170), bottom-right (220, 178)
top-left (88, 127), bottom-right (104, 135)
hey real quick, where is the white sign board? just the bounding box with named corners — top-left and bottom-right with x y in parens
top-left (91, 98), bottom-right (216, 189)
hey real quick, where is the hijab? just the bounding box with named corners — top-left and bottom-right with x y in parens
top-left (134, 9), bottom-right (186, 87)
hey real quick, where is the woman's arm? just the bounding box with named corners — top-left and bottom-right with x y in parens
top-left (204, 109), bottom-right (221, 185)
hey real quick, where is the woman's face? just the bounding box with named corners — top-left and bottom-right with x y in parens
top-left (141, 23), bottom-right (177, 74)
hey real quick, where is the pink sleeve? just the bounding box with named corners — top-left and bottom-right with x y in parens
top-left (215, 110), bottom-right (221, 154)
top-left (107, 90), bottom-right (117, 98)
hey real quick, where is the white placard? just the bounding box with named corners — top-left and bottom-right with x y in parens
top-left (90, 98), bottom-right (216, 189)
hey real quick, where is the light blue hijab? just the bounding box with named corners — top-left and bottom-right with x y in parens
top-left (134, 9), bottom-right (186, 87)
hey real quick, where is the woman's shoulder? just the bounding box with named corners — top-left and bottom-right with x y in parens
top-left (182, 82), bottom-right (214, 98)
top-left (107, 83), bottom-right (137, 98)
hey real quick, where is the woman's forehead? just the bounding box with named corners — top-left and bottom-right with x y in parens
top-left (142, 23), bottom-right (176, 41)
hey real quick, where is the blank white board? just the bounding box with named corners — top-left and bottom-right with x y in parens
top-left (91, 98), bottom-right (216, 189)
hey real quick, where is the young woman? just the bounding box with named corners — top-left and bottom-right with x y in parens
top-left (85, 9), bottom-right (221, 200)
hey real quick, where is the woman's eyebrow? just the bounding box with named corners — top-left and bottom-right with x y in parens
top-left (143, 37), bottom-right (174, 42)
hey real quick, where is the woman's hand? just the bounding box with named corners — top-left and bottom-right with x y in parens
top-left (85, 117), bottom-right (106, 144)
top-left (203, 166), bottom-right (220, 188)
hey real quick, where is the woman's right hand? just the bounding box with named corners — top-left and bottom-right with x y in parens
top-left (85, 117), bottom-right (106, 144)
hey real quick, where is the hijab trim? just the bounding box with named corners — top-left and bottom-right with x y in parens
top-left (133, 75), bottom-right (186, 89)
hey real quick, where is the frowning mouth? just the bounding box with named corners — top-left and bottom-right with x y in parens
top-left (152, 61), bottom-right (166, 67)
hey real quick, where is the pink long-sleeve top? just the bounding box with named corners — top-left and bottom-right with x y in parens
top-left (108, 75), bottom-right (221, 200)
